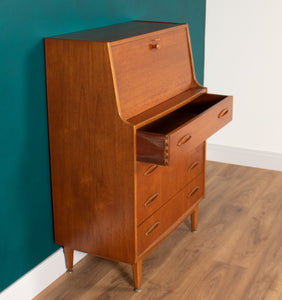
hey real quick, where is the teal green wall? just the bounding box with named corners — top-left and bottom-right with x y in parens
top-left (0, 0), bottom-right (206, 292)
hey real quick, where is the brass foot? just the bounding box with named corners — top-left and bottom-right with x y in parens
top-left (66, 269), bottom-right (73, 273)
top-left (191, 229), bottom-right (197, 232)
top-left (134, 288), bottom-right (142, 293)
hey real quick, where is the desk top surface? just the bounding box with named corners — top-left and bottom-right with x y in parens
top-left (47, 21), bottom-right (184, 42)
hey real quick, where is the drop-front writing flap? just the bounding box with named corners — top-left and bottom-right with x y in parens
top-left (110, 22), bottom-right (201, 120)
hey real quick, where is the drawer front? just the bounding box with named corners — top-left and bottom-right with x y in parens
top-left (137, 162), bottom-right (162, 225)
top-left (137, 157), bottom-right (187, 225)
top-left (187, 143), bottom-right (205, 182)
top-left (162, 143), bottom-right (204, 200)
top-left (137, 173), bottom-right (204, 255)
top-left (136, 162), bottom-right (162, 198)
top-left (169, 95), bottom-right (233, 156)
top-left (187, 173), bottom-right (204, 209)
top-left (111, 26), bottom-right (194, 119)
top-left (137, 144), bottom-right (204, 225)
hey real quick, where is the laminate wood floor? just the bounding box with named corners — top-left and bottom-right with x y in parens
top-left (34, 162), bottom-right (282, 300)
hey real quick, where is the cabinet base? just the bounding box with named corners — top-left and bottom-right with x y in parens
top-left (61, 206), bottom-right (200, 291)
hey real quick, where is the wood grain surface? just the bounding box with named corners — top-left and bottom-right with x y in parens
top-left (110, 25), bottom-right (197, 120)
top-left (35, 162), bottom-right (282, 300)
top-left (45, 39), bottom-right (136, 264)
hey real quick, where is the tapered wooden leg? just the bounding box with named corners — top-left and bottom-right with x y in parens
top-left (63, 246), bottom-right (74, 273)
top-left (191, 205), bottom-right (199, 232)
top-left (132, 260), bottom-right (142, 292)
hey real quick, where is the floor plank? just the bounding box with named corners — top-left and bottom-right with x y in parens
top-left (34, 162), bottom-right (282, 300)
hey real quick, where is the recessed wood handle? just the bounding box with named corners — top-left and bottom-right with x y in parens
top-left (189, 161), bottom-right (199, 171)
top-left (151, 39), bottom-right (160, 50)
top-left (145, 221), bottom-right (160, 236)
top-left (177, 134), bottom-right (191, 146)
top-left (188, 186), bottom-right (199, 198)
top-left (144, 193), bottom-right (159, 206)
top-left (144, 164), bottom-right (158, 176)
top-left (218, 108), bottom-right (229, 118)
top-left (151, 43), bottom-right (160, 49)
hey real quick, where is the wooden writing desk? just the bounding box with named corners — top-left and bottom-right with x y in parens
top-left (45, 21), bottom-right (233, 291)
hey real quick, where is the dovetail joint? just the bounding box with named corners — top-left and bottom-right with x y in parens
top-left (164, 137), bottom-right (169, 165)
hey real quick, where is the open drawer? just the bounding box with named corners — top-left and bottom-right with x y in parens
top-left (137, 93), bottom-right (233, 165)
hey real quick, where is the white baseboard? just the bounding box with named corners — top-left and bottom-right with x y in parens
top-left (207, 143), bottom-right (282, 172)
top-left (0, 249), bottom-right (87, 300)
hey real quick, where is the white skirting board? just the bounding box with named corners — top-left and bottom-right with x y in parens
top-left (207, 143), bottom-right (282, 172)
top-left (1, 144), bottom-right (281, 300)
top-left (0, 249), bottom-right (87, 300)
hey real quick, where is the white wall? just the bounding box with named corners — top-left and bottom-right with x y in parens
top-left (205, 0), bottom-right (282, 157)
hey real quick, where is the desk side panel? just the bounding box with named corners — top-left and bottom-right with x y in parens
top-left (45, 39), bottom-right (136, 263)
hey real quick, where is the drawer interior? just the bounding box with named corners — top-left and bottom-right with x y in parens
top-left (139, 93), bottom-right (227, 134)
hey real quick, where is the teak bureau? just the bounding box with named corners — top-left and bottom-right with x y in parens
top-left (44, 21), bottom-right (233, 291)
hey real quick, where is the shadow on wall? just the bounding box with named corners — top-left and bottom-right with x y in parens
top-left (22, 39), bottom-right (59, 267)
top-left (0, 40), bottom-right (59, 292)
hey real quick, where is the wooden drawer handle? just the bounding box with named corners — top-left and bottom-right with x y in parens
top-left (144, 193), bottom-right (159, 206)
top-left (188, 186), bottom-right (199, 198)
top-left (151, 43), bottom-right (160, 49)
top-left (145, 221), bottom-right (160, 236)
top-left (189, 161), bottom-right (199, 171)
top-left (218, 108), bottom-right (229, 119)
top-left (144, 164), bottom-right (158, 176)
top-left (151, 39), bottom-right (160, 50)
top-left (177, 134), bottom-right (192, 146)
